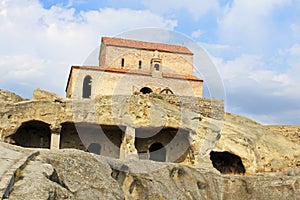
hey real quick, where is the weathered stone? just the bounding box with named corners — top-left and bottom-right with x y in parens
top-left (265, 125), bottom-right (300, 144)
top-left (0, 89), bottom-right (299, 174)
top-left (3, 146), bottom-right (299, 200)
top-left (0, 89), bottom-right (26, 105)
top-left (32, 88), bottom-right (63, 102)
top-left (8, 149), bottom-right (124, 200)
top-left (215, 113), bottom-right (300, 174)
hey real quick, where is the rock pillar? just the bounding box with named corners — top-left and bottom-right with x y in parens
top-left (50, 123), bottom-right (61, 150)
top-left (50, 132), bottom-right (60, 150)
top-left (120, 126), bottom-right (138, 159)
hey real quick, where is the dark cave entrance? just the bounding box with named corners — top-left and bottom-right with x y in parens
top-left (210, 151), bottom-right (245, 174)
top-left (60, 122), bottom-right (86, 151)
top-left (60, 122), bottom-right (124, 158)
top-left (7, 120), bottom-right (51, 148)
top-left (140, 87), bottom-right (153, 94)
top-left (149, 142), bottom-right (166, 162)
top-left (135, 127), bottom-right (191, 163)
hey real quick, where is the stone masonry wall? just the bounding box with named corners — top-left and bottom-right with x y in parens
top-left (103, 46), bottom-right (194, 75)
top-left (68, 68), bottom-right (203, 98)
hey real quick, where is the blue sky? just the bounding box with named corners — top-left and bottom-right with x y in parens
top-left (0, 0), bottom-right (300, 125)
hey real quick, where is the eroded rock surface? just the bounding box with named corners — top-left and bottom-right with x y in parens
top-left (217, 113), bottom-right (300, 173)
top-left (8, 150), bottom-right (124, 200)
top-left (265, 125), bottom-right (300, 144)
top-left (0, 89), bottom-right (299, 174)
top-left (32, 88), bottom-right (63, 102)
top-left (6, 147), bottom-right (300, 200)
top-left (0, 89), bottom-right (26, 105)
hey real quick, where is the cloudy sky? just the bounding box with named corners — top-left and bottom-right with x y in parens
top-left (0, 0), bottom-right (299, 125)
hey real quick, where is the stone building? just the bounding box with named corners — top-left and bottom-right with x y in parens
top-left (66, 37), bottom-right (203, 99)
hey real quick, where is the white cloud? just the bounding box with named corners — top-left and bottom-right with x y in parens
top-left (141, 0), bottom-right (219, 20)
top-left (0, 0), bottom-right (177, 97)
top-left (291, 23), bottom-right (300, 37)
top-left (218, 53), bottom-right (297, 96)
top-left (218, 0), bottom-right (293, 47)
top-left (191, 29), bottom-right (204, 38)
top-left (66, 0), bottom-right (87, 8)
top-left (285, 44), bottom-right (300, 56)
top-left (213, 51), bottom-right (300, 124)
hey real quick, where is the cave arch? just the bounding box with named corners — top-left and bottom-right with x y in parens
top-left (149, 142), bottom-right (166, 162)
top-left (60, 122), bottom-right (124, 158)
top-left (210, 151), bottom-right (245, 174)
top-left (60, 122), bottom-right (86, 151)
top-left (7, 120), bottom-right (51, 148)
top-left (135, 127), bottom-right (190, 163)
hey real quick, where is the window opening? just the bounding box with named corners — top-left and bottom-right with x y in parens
top-left (140, 87), bottom-right (153, 94)
top-left (121, 58), bottom-right (125, 67)
top-left (82, 76), bottom-right (92, 98)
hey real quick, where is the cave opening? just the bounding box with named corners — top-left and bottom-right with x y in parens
top-left (7, 120), bottom-right (51, 148)
top-left (210, 151), bottom-right (245, 174)
top-left (149, 142), bottom-right (166, 162)
top-left (60, 122), bottom-right (86, 151)
top-left (60, 122), bottom-right (124, 158)
top-left (135, 127), bottom-right (191, 163)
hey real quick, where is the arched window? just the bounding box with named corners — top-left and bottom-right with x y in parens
top-left (154, 63), bottom-right (160, 71)
top-left (82, 75), bottom-right (92, 98)
top-left (149, 142), bottom-right (166, 162)
top-left (160, 88), bottom-right (174, 95)
top-left (140, 87), bottom-right (153, 94)
top-left (138, 60), bottom-right (142, 69)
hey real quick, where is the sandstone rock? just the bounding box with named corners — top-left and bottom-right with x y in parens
top-left (32, 88), bottom-right (63, 102)
top-left (215, 113), bottom-right (300, 174)
top-left (8, 149), bottom-right (124, 200)
top-left (4, 146), bottom-right (300, 200)
top-left (0, 89), bottom-right (299, 174)
top-left (0, 89), bottom-right (26, 105)
top-left (265, 125), bottom-right (300, 144)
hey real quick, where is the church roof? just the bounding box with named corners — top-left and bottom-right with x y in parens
top-left (102, 37), bottom-right (193, 55)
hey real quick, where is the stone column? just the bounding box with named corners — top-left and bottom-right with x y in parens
top-left (120, 126), bottom-right (138, 159)
top-left (50, 124), bottom-right (61, 150)
top-left (50, 132), bottom-right (60, 150)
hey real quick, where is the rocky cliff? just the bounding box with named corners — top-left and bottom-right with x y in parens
top-left (0, 89), bottom-right (299, 199)
top-left (3, 145), bottom-right (300, 200)
top-left (266, 125), bottom-right (300, 144)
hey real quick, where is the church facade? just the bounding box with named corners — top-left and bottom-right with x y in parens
top-left (66, 37), bottom-right (203, 98)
